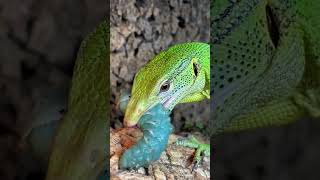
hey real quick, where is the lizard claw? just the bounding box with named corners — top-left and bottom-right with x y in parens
top-left (191, 160), bottom-right (198, 172)
top-left (191, 155), bottom-right (204, 172)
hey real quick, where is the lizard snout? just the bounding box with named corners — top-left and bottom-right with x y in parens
top-left (123, 117), bottom-right (138, 127)
top-left (123, 102), bottom-right (144, 127)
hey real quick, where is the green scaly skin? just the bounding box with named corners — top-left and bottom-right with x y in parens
top-left (211, 0), bottom-right (320, 135)
top-left (46, 21), bottom-right (108, 180)
top-left (123, 42), bottom-right (211, 167)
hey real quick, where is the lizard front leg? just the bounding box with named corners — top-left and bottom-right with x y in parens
top-left (175, 135), bottom-right (210, 171)
top-left (175, 91), bottom-right (211, 170)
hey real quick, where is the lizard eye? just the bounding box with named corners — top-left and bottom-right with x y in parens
top-left (193, 62), bottom-right (199, 77)
top-left (160, 81), bottom-right (170, 93)
top-left (266, 4), bottom-right (279, 47)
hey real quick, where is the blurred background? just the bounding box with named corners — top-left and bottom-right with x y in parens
top-left (212, 0), bottom-right (320, 179)
top-left (214, 118), bottom-right (320, 180)
top-left (0, 0), bottom-right (106, 179)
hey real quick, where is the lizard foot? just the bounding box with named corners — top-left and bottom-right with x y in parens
top-left (175, 135), bottom-right (210, 171)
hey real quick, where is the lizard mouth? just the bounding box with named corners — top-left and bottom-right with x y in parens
top-left (124, 102), bottom-right (157, 127)
top-left (125, 96), bottom-right (175, 127)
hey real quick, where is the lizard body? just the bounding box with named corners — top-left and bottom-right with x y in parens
top-left (122, 42), bottom-right (211, 167)
top-left (46, 21), bottom-right (108, 180)
top-left (211, 0), bottom-right (320, 136)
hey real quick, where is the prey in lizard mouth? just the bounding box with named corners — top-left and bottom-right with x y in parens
top-left (123, 42), bottom-right (209, 127)
top-left (124, 91), bottom-right (178, 127)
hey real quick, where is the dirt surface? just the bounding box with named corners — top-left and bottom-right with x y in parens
top-left (0, 0), bottom-right (106, 179)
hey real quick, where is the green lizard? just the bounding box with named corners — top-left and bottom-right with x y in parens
top-left (124, 0), bottom-right (320, 168)
top-left (211, 0), bottom-right (320, 135)
top-left (123, 42), bottom-right (211, 166)
top-left (45, 21), bottom-right (108, 180)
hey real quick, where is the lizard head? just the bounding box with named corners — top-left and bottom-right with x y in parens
top-left (124, 42), bottom-right (209, 127)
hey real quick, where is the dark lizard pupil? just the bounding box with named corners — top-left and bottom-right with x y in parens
top-left (193, 62), bottom-right (198, 77)
top-left (160, 82), bottom-right (170, 92)
top-left (266, 4), bottom-right (279, 48)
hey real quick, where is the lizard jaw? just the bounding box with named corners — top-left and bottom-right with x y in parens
top-left (163, 94), bottom-right (180, 111)
top-left (124, 96), bottom-right (176, 127)
top-left (163, 96), bottom-right (174, 109)
top-left (124, 103), bottom-right (156, 127)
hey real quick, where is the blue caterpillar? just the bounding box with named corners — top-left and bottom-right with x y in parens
top-left (118, 91), bottom-right (174, 169)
